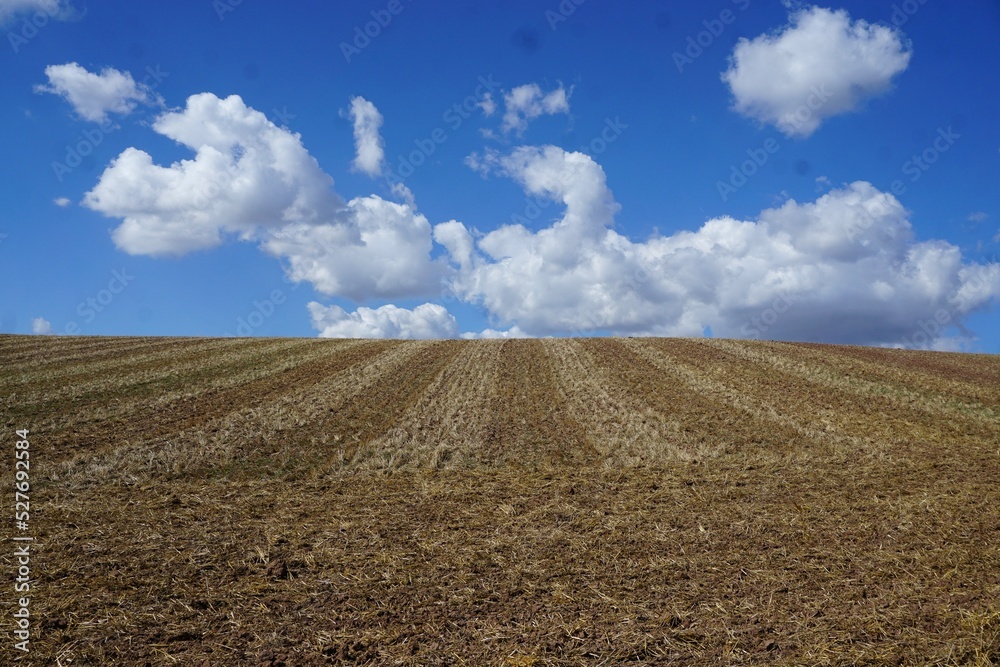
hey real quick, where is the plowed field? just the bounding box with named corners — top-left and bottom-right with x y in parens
top-left (1, 335), bottom-right (998, 665)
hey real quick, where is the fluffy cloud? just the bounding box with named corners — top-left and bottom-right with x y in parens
top-left (439, 145), bottom-right (1000, 347)
top-left (81, 89), bottom-right (999, 349)
top-left (308, 302), bottom-right (458, 339)
top-left (31, 317), bottom-right (52, 335)
top-left (35, 63), bottom-right (158, 123)
top-left (460, 325), bottom-right (529, 340)
top-left (84, 93), bottom-right (444, 299)
top-left (478, 92), bottom-right (497, 117)
top-left (722, 6), bottom-right (911, 137)
top-left (501, 83), bottom-right (571, 134)
top-left (0, 0), bottom-right (73, 25)
top-left (84, 93), bottom-right (343, 255)
top-left (53, 196), bottom-right (71, 207)
top-left (262, 195), bottom-right (447, 300)
top-left (345, 96), bottom-right (385, 177)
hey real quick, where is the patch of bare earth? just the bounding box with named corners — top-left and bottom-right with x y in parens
top-left (0, 335), bottom-right (996, 665)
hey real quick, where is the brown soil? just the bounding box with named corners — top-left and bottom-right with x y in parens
top-left (0, 335), bottom-right (997, 665)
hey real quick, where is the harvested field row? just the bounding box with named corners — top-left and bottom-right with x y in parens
top-left (0, 334), bottom-right (997, 665)
top-left (20, 467), bottom-right (1000, 665)
top-left (4, 337), bottom-right (259, 394)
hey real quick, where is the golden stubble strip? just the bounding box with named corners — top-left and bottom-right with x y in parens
top-left (472, 339), bottom-right (599, 469)
top-left (632, 338), bottom-right (988, 462)
top-left (0, 333), bottom-right (118, 357)
top-left (544, 338), bottom-right (695, 466)
top-left (796, 341), bottom-right (1000, 387)
top-left (773, 340), bottom-right (1000, 415)
top-left (355, 340), bottom-right (505, 471)
top-left (612, 338), bottom-right (847, 462)
top-left (14, 338), bottom-right (327, 448)
top-left (320, 340), bottom-right (468, 471)
top-left (578, 338), bottom-right (809, 464)
top-left (47, 340), bottom-right (432, 484)
top-left (5, 337), bottom-right (259, 401)
top-left (0, 335), bottom-right (163, 368)
top-left (697, 338), bottom-right (1000, 447)
top-left (7, 338), bottom-right (297, 412)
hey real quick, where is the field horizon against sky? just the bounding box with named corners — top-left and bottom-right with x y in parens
top-left (2, 0), bottom-right (999, 352)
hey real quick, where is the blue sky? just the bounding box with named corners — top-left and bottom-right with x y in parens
top-left (2, 0), bottom-right (999, 351)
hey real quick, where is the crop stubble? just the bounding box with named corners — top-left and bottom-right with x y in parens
top-left (0, 334), bottom-right (997, 665)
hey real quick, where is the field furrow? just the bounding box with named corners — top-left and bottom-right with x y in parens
top-left (357, 340), bottom-right (505, 470)
top-left (325, 340), bottom-right (467, 468)
top-left (778, 340), bottom-right (1000, 412)
top-left (4, 337), bottom-right (284, 406)
top-left (50, 341), bottom-right (426, 485)
top-left (0, 334), bottom-right (148, 366)
top-left (3, 336), bottom-right (250, 393)
top-left (795, 341), bottom-right (1000, 387)
top-left (477, 340), bottom-right (598, 467)
top-left (1, 334), bottom-right (996, 666)
top-left (581, 338), bottom-right (809, 461)
top-left (42, 339), bottom-right (396, 477)
top-left (643, 338), bottom-right (998, 458)
top-left (7, 338), bottom-right (327, 454)
top-left (545, 338), bottom-right (695, 465)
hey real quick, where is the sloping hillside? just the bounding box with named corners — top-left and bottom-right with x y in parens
top-left (1, 335), bottom-right (998, 664)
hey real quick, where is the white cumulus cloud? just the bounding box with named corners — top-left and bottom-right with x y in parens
top-left (345, 96), bottom-right (385, 177)
top-left (84, 93), bottom-right (444, 300)
top-left (308, 302), bottom-right (458, 339)
top-left (80, 89), bottom-right (1000, 350)
top-left (0, 0), bottom-right (73, 25)
top-left (722, 6), bottom-right (911, 138)
top-left (460, 325), bottom-right (529, 340)
top-left (501, 83), bottom-right (571, 134)
top-left (31, 317), bottom-right (52, 335)
top-left (84, 93), bottom-right (344, 255)
top-left (35, 62), bottom-right (159, 123)
top-left (441, 145), bottom-right (1000, 346)
top-left (262, 195), bottom-right (447, 301)
top-left (478, 92), bottom-right (497, 117)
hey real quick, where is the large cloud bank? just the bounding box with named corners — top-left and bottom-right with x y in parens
top-left (77, 75), bottom-right (998, 348)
